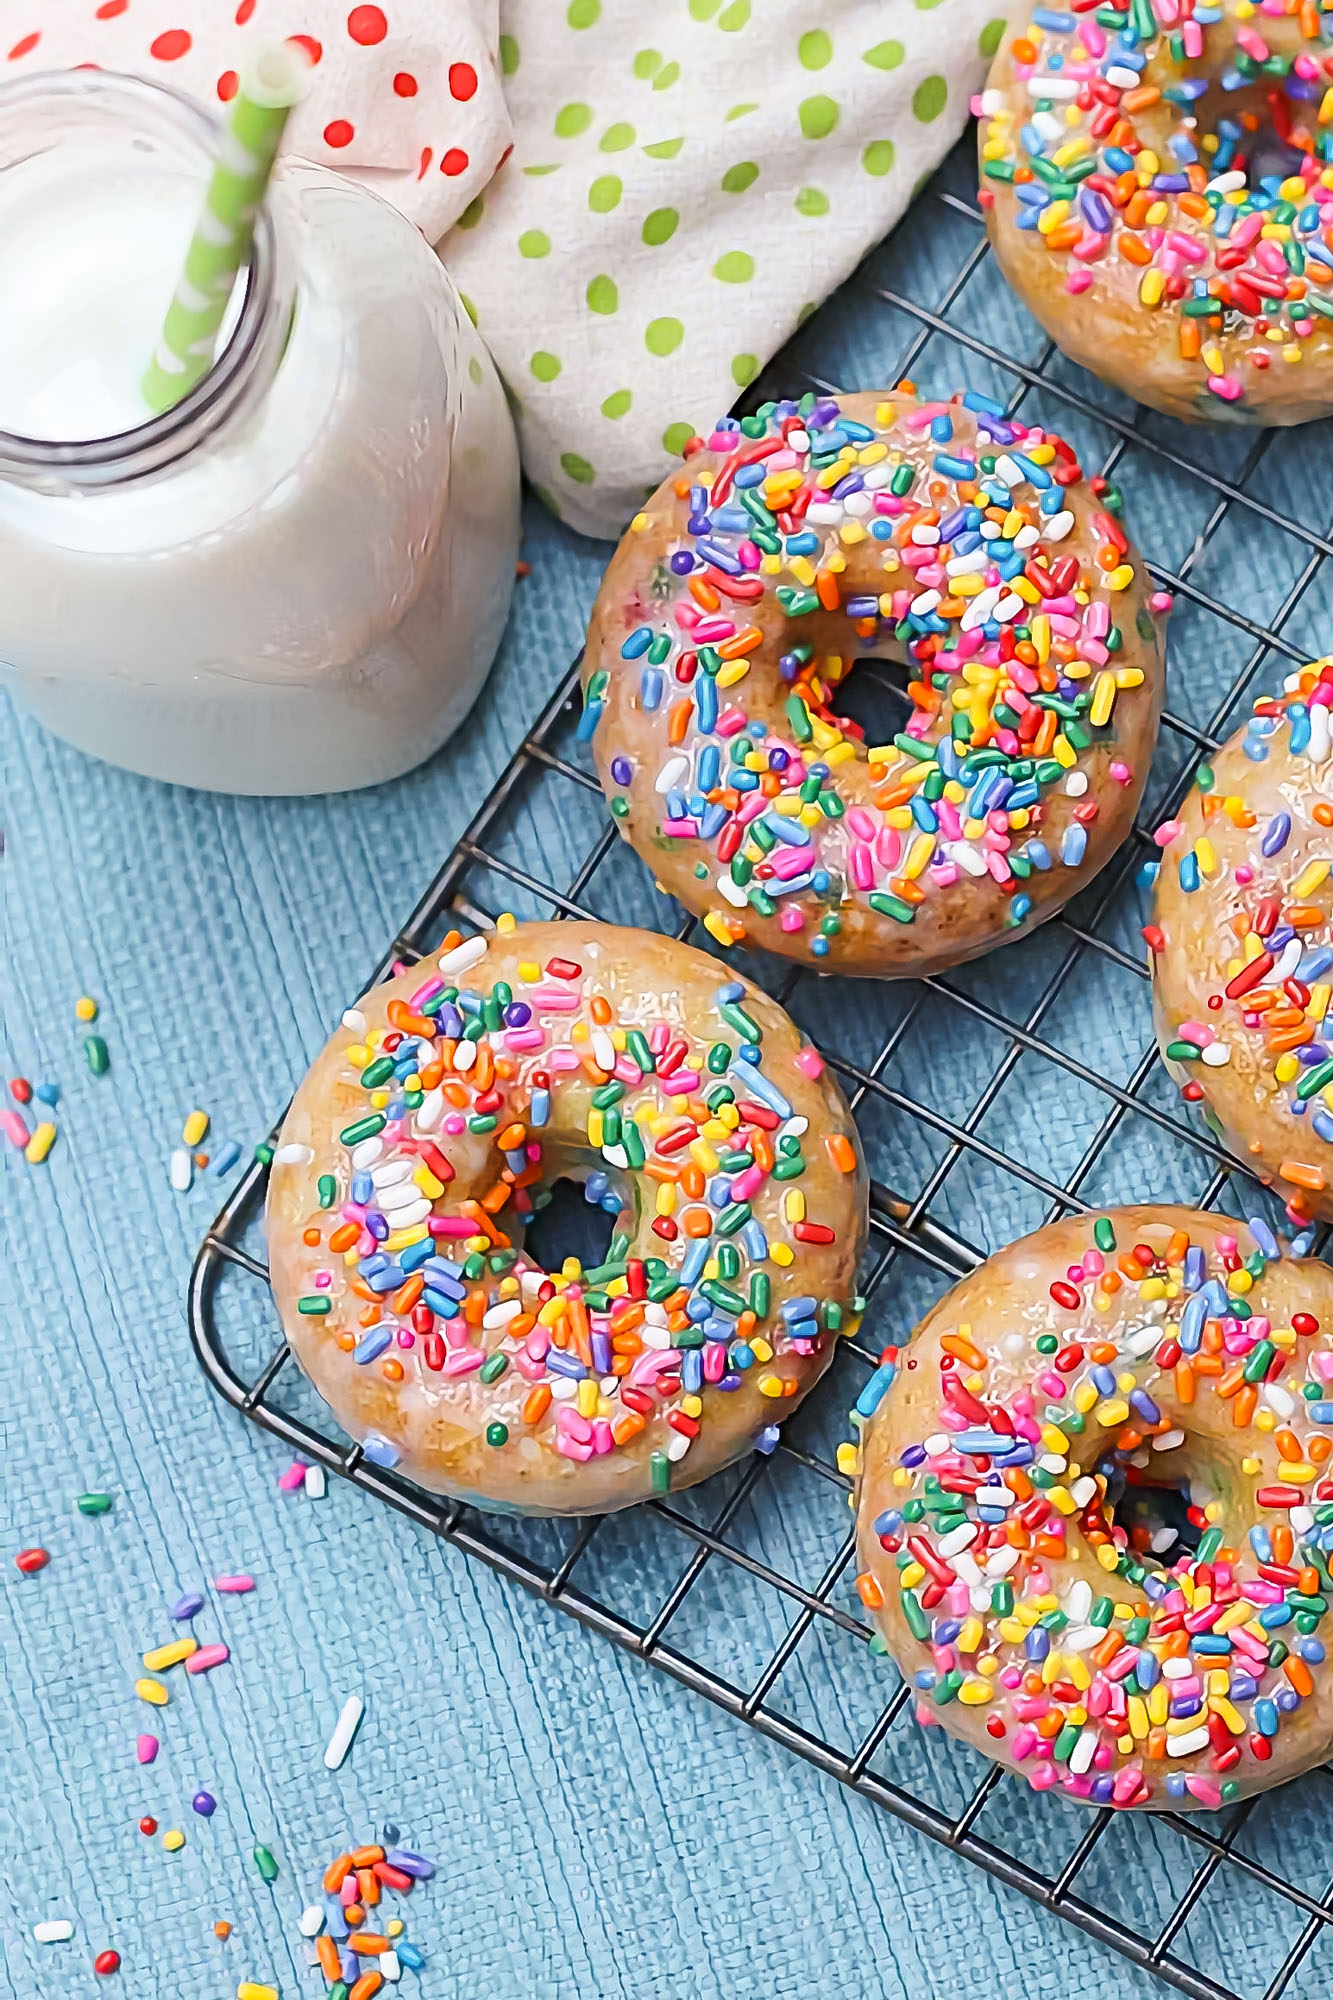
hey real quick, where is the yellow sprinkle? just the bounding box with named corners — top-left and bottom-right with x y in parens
top-left (681, 1394), bottom-right (703, 1420)
top-left (1148, 1681), bottom-right (1170, 1727)
top-left (1277, 1460), bottom-right (1316, 1483)
top-left (901, 1561), bottom-right (926, 1589)
top-left (25, 1123), bottom-right (56, 1165)
top-left (135, 1678), bottom-right (170, 1707)
top-left (1072, 1382), bottom-right (1098, 1415)
top-left (758, 1374), bottom-right (784, 1399)
top-left (1089, 670), bottom-right (1116, 728)
top-left (163, 1829), bottom-right (186, 1852)
top-left (576, 1379), bottom-right (599, 1420)
top-left (629, 512), bottom-right (650, 534)
top-left (836, 1442), bottom-right (860, 1476)
top-left (784, 1189), bottom-right (806, 1224)
top-left (74, 995), bottom-right (98, 1022)
top-left (1105, 563), bottom-right (1134, 592)
top-left (1127, 1695), bottom-right (1149, 1739)
top-left (1292, 859), bottom-right (1330, 900)
top-left (383, 1223), bottom-right (429, 1254)
top-left (182, 1109), bottom-right (209, 1148)
top-left (750, 1337), bottom-right (774, 1364)
top-left (1095, 1398), bottom-right (1130, 1427)
top-left (143, 1639), bottom-right (198, 1672)
top-left (1139, 268), bottom-right (1166, 308)
top-left (771, 1242), bottom-right (794, 1268)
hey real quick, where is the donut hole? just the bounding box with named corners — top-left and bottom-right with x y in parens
top-left (521, 1173), bottom-right (621, 1277)
top-left (1102, 1464), bottom-right (1201, 1569)
top-left (824, 655), bottom-right (915, 749)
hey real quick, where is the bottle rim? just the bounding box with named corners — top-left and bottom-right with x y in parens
top-left (0, 68), bottom-right (279, 487)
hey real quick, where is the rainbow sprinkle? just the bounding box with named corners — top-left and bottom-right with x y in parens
top-left (978, 0), bottom-right (1333, 410)
top-left (279, 922), bottom-right (863, 1499)
top-left (1152, 656), bottom-right (1333, 1215)
top-left (853, 1212), bottom-right (1333, 1807)
top-left (585, 390), bottom-right (1165, 965)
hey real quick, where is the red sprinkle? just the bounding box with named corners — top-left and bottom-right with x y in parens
top-left (1294, 1313), bottom-right (1319, 1337)
top-left (138, 1817), bottom-right (158, 1836)
top-left (15, 1547), bottom-right (48, 1573)
top-left (1050, 1280), bottom-right (1081, 1310)
top-left (94, 1951), bottom-right (120, 1976)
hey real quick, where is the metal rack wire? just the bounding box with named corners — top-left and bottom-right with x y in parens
top-left (190, 132), bottom-right (1333, 2000)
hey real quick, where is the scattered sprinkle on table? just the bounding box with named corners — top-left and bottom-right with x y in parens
top-left (76, 1493), bottom-right (112, 1516)
top-left (15, 1546), bottom-right (49, 1574)
top-left (323, 1695), bottom-right (365, 1771)
top-left (33, 1920), bottom-right (73, 1944)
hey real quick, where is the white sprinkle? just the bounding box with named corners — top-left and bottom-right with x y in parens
top-left (275, 1142), bottom-right (313, 1165)
top-left (1065, 1578), bottom-right (1092, 1623)
top-left (667, 1430), bottom-right (693, 1461)
top-left (591, 1029), bottom-right (616, 1072)
top-left (1310, 704), bottom-right (1331, 764)
top-left (944, 840), bottom-right (989, 877)
top-left (979, 87), bottom-right (1003, 113)
top-left (33, 1922), bottom-right (74, 1944)
top-left (1262, 1383), bottom-right (1295, 1419)
top-left (1026, 73), bottom-right (1078, 97)
top-left (341, 1008), bottom-right (367, 1034)
top-left (779, 1115), bottom-right (809, 1139)
top-left (1200, 1043), bottom-right (1232, 1068)
top-left (936, 1522), bottom-right (977, 1558)
top-left (805, 501), bottom-right (845, 525)
top-left (416, 1087), bottom-right (445, 1133)
top-left (994, 453), bottom-right (1025, 488)
top-left (1105, 63), bottom-right (1140, 86)
top-left (1151, 1524), bottom-right (1177, 1551)
top-left (452, 1038), bottom-right (478, 1072)
top-left (305, 1464), bottom-right (327, 1499)
top-left (370, 1159), bottom-right (414, 1189)
top-left (924, 1432), bottom-right (951, 1457)
top-left (1126, 1325), bottom-right (1161, 1357)
top-left (974, 1485), bottom-right (1013, 1509)
top-left (1207, 168), bottom-right (1247, 193)
top-left (602, 1143), bottom-right (629, 1169)
top-left (787, 429), bottom-right (810, 453)
top-left (351, 1135), bottom-right (385, 1169)
top-left (298, 1905), bottom-right (326, 1938)
top-left (1151, 1428), bottom-right (1186, 1452)
top-left (483, 1299), bottom-right (524, 1331)
top-left (1030, 110), bottom-right (1064, 143)
top-left (861, 466), bottom-right (895, 491)
top-left (377, 1178), bottom-right (427, 1213)
top-left (1167, 1725), bottom-right (1211, 1758)
top-left (1064, 771), bottom-right (1089, 798)
top-left (909, 588), bottom-right (941, 616)
top-left (953, 1551), bottom-right (984, 1587)
top-left (1038, 1453), bottom-right (1067, 1475)
top-left (1162, 1655), bottom-right (1192, 1681)
top-left (947, 549), bottom-right (990, 578)
top-left (1274, 938), bottom-right (1304, 984)
top-left (1068, 1726), bottom-right (1098, 1775)
top-left (910, 523), bottom-right (941, 546)
top-left (984, 1546), bottom-right (1019, 1578)
top-left (1070, 1476), bottom-right (1099, 1508)
top-left (843, 492), bottom-right (873, 518)
top-left (550, 1376), bottom-right (578, 1400)
top-left (655, 753), bottom-right (689, 794)
top-left (1292, 1504), bottom-right (1316, 1535)
top-left (1042, 510), bottom-right (1075, 542)
top-left (715, 872), bottom-right (748, 908)
top-left (169, 1148), bottom-right (193, 1193)
top-left (323, 1694), bottom-right (365, 1771)
top-left (439, 935), bottom-right (488, 976)
top-left (1064, 1623), bottom-right (1102, 1653)
top-left (993, 592), bottom-right (1025, 624)
top-left (381, 1951), bottom-right (402, 1983)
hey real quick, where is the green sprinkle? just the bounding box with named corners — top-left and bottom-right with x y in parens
top-left (868, 892), bottom-right (916, 924)
top-left (1241, 1341), bottom-right (1275, 1384)
top-left (254, 1142), bottom-right (274, 1166)
top-left (338, 1114), bottom-right (385, 1147)
top-left (749, 1271), bottom-right (771, 1318)
top-left (902, 1590), bottom-right (930, 1640)
top-left (77, 1493), bottom-right (112, 1516)
top-left (627, 1029), bottom-right (655, 1074)
top-left (1094, 1217), bottom-right (1115, 1252)
top-left (479, 1353), bottom-right (508, 1384)
top-left (84, 1035), bottom-right (110, 1076)
top-left (485, 1422), bottom-right (509, 1447)
top-left (651, 1450), bottom-right (671, 1494)
top-left (297, 1296), bottom-right (331, 1316)
top-left (253, 1844), bottom-right (279, 1883)
top-left (317, 1174), bottom-right (336, 1208)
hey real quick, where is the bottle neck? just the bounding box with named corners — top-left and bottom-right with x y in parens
top-left (0, 71), bottom-right (288, 495)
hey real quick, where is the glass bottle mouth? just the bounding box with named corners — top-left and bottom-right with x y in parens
top-left (0, 69), bottom-right (280, 491)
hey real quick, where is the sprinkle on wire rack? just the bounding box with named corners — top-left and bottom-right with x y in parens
top-left (191, 135), bottom-right (1333, 2000)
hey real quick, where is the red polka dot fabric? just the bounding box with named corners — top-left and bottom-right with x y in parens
top-left (6, 0), bottom-right (511, 239)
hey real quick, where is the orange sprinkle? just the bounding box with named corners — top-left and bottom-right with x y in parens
top-left (941, 1332), bottom-right (986, 1371)
top-left (825, 1134), bottom-right (857, 1174)
top-left (1285, 1656), bottom-right (1315, 1698)
top-left (1281, 1159), bottom-right (1327, 1192)
top-left (856, 1573), bottom-right (885, 1611)
top-left (522, 1384), bottom-right (552, 1425)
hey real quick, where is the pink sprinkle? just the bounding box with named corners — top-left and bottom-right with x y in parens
top-left (1109, 761), bottom-right (1131, 785)
top-left (555, 1436), bottom-right (594, 1461)
top-left (714, 710), bottom-right (748, 739)
top-left (442, 1347), bottom-right (484, 1375)
top-left (278, 1463), bottom-right (307, 1493)
top-left (504, 1028), bottom-right (545, 1051)
top-left (1154, 819), bottom-right (1183, 848)
top-left (794, 1047), bottom-right (824, 1079)
top-left (1, 1109), bottom-right (28, 1148)
top-left (660, 1069), bottom-right (700, 1095)
top-left (1207, 373), bottom-right (1243, 403)
top-left (1065, 269), bottom-right (1095, 294)
top-left (778, 907), bottom-right (804, 932)
top-left (430, 1216), bottom-right (476, 1239)
top-left (185, 1644), bottom-right (230, 1675)
top-left (1235, 864), bottom-right (1254, 886)
top-left (214, 1574), bottom-right (254, 1594)
top-left (136, 1734), bottom-right (159, 1764)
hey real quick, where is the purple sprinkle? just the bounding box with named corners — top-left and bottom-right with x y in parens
top-left (385, 1848), bottom-right (437, 1879)
top-left (192, 1790), bottom-right (217, 1817)
top-left (1262, 812), bottom-right (1292, 856)
top-left (503, 1001), bottom-right (532, 1028)
top-left (610, 756), bottom-right (634, 786)
top-left (812, 397), bottom-right (840, 427)
top-left (899, 1443), bottom-right (927, 1467)
top-left (669, 550), bottom-right (694, 574)
top-left (170, 1591), bottom-right (206, 1622)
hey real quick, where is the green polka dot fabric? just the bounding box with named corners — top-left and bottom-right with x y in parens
top-left (442, 0), bottom-right (1006, 538)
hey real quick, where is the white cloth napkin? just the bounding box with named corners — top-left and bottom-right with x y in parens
top-left (442, 0), bottom-right (1006, 536)
top-left (11, 0), bottom-right (1004, 538)
top-left (3, 0), bottom-right (511, 240)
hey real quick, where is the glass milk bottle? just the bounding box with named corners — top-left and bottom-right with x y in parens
top-left (0, 71), bottom-right (520, 794)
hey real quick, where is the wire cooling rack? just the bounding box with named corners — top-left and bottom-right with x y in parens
top-left (190, 130), bottom-right (1333, 2000)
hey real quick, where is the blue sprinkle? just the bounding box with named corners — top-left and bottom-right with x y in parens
top-left (620, 626), bottom-right (653, 659)
top-left (1060, 823), bottom-right (1088, 868)
top-left (1262, 811), bottom-right (1292, 856)
top-left (360, 1433), bottom-right (401, 1469)
top-left (641, 667), bottom-right (664, 712)
top-left (1247, 1215), bottom-right (1279, 1259)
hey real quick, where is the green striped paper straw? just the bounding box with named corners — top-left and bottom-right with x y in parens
top-left (141, 41), bottom-right (308, 416)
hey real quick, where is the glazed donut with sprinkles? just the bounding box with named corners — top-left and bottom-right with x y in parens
top-left (581, 389), bottom-right (1168, 979)
top-left (1151, 659), bottom-right (1333, 1224)
top-left (853, 1207), bottom-right (1333, 1810)
top-left (267, 919), bottom-right (868, 1516)
top-left (979, 0), bottom-right (1333, 424)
